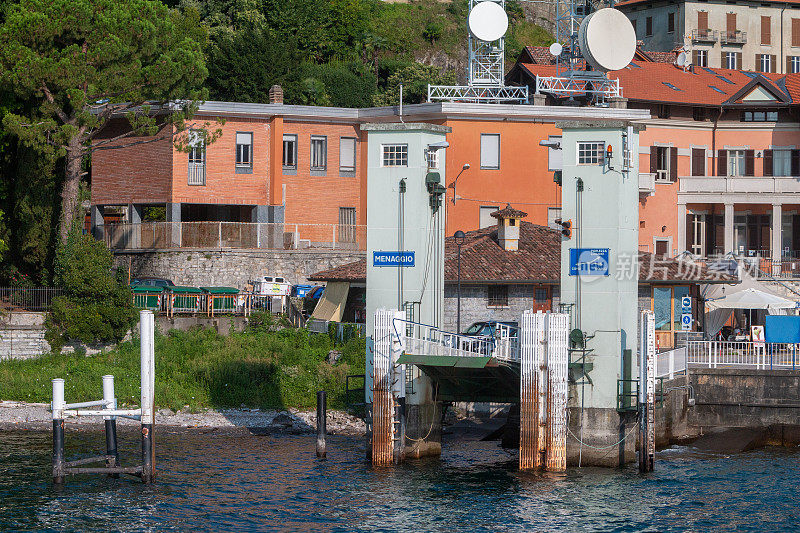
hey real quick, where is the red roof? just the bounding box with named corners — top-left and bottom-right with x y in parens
top-left (514, 61), bottom-right (798, 106)
top-left (617, 0), bottom-right (800, 7)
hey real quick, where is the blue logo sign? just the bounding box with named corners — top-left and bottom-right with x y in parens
top-left (373, 251), bottom-right (415, 267)
top-left (569, 248), bottom-right (610, 276)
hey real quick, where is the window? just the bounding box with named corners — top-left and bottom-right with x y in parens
top-left (652, 146), bottom-right (674, 182)
top-left (479, 206), bottom-right (499, 228)
top-left (667, 12), bottom-right (675, 33)
top-left (188, 131), bottom-right (205, 186)
top-left (338, 207), bottom-right (356, 243)
top-left (789, 56), bottom-right (800, 73)
top-left (772, 149), bottom-right (792, 177)
top-left (282, 134), bottom-right (297, 170)
top-left (480, 134), bottom-right (500, 169)
top-left (695, 50), bottom-right (708, 67)
top-left (235, 132), bottom-right (253, 170)
top-left (728, 150), bottom-right (746, 176)
top-left (724, 52), bottom-right (738, 70)
top-left (645, 16), bottom-right (652, 36)
top-left (793, 18), bottom-right (800, 47)
top-left (425, 148), bottom-right (439, 169)
top-left (657, 104), bottom-right (671, 119)
top-left (310, 136), bottom-right (327, 171)
top-left (382, 144), bottom-right (408, 167)
top-left (761, 15), bottom-right (771, 45)
top-left (577, 142), bottom-right (604, 165)
top-left (693, 107), bottom-right (706, 121)
top-left (653, 286), bottom-right (691, 334)
top-left (631, 19), bottom-right (637, 35)
top-left (487, 285), bottom-right (509, 308)
top-left (742, 111), bottom-right (778, 122)
top-left (547, 135), bottom-right (562, 170)
top-left (339, 137), bottom-right (356, 173)
top-left (758, 54), bottom-right (773, 73)
top-left (547, 207), bottom-right (562, 230)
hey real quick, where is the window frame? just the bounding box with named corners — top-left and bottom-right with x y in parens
top-left (487, 284), bottom-right (509, 308)
top-left (667, 12), bottom-right (675, 33)
top-left (381, 143), bottom-right (408, 167)
top-left (790, 56), bottom-right (800, 74)
top-left (339, 137), bottom-right (356, 174)
top-left (282, 134), bottom-right (298, 171)
top-left (696, 50), bottom-right (708, 68)
top-left (235, 131), bottom-right (253, 172)
top-left (310, 135), bottom-right (328, 172)
top-left (728, 149), bottom-right (746, 177)
top-left (773, 149), bottom-right (792, 177)
top-left (759, 54), bottom-right (772, 73)
top-left (187, 130), bottom-right (206, 186)
top-left (577, 141), bottom-right (605, 165)
top-left (654, 146), bottom-right (671, 182)
top-left (480, 133), bottom-right (501, 170)
top-left (645, 16), bottom-right (653, 37)
top-left (425, 148), bottom-right (439, 170)
top-left (724, 51), bottom-right (738, 70)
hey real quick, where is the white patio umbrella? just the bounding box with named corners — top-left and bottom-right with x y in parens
top-left (705, 288), bottom-right (798, 311)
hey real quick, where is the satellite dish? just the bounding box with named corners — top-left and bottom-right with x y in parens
top-left (549, 42), bottom-right (564, 57)
top-left (468, 1), bottom-right (509, 42)
top-left (675, 51), bottom-right (689, 67)
top-left (577, 8), bottom-right (636, 72)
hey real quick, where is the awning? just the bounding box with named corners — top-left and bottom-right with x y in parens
top-left (310, 282), bottom-right (350, 322)
top-left (705, 288), bottom-right (798, 311)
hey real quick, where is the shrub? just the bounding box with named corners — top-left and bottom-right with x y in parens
top-left (45, 231), bottom-right (137, 351)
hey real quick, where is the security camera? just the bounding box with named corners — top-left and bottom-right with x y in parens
top-left (428, 141), bottom-right (450, 150)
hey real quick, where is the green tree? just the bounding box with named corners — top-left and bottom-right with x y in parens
top-left (0, 0), bottom-right (209, 244)
top-left (46, 231), bottom-right (137, 350)
top-left (372, 62), bottom-right (457, 106)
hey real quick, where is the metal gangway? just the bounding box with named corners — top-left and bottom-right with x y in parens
top-left (392, 318), bottom-right (519, 361)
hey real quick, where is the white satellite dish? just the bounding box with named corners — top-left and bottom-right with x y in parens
top-left (468, 1), bottom-right (509, 42)
top-left (549, 42), bottom-right (564, 57)
top-left (577, 8), bottom-right (636, 72)
top-left (675, 51), bottom-right (689, 68)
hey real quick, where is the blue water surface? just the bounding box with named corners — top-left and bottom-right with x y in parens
top-left (0, 427), bottom-right (798, 532)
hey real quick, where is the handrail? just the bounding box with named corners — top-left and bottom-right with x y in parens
top-left (390, 317), bottom-right (519, 361)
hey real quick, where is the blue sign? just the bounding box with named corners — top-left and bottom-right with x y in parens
top-left (373, 251), bottom-right (415, 267)
top-left (569, 248), bottom-right (610, 276)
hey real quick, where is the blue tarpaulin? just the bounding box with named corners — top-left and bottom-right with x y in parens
top-left (765, 316), bottom-right (800, 343)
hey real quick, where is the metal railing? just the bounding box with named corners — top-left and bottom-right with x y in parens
top-left (720, 30), bottom-right (747, 44)
top-left (0, 287), bottom-right (63, 312)
top-left (188, 162), bottom-right (205, 186)
top-left (656, 347), bottom-right (687, 379)
top-left (133, 291), bottom-right (286, 317)
top-left (307, 319), bottom-right (365, 342)
top-left (97, 222), bottom-right (366, 251)
top-left (751, 257), bottom-right (800, 280)
top-left (392, 318), bottom-right (519, 361)
top-left (686, 340), bottom-right (800, 370)
top-left (691, 29), bottom-right (718, 42)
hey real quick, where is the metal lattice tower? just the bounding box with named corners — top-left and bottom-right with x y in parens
top-left (429, 0), bottom-right (528, 104)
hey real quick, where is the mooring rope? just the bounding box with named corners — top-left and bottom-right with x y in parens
top-left (565, 411), bottom-right (640, 451)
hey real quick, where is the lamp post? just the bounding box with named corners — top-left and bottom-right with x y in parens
top-left (454, 230), bottom-right (466, 334)
top-left (449, 164), bottom-right (471, 204)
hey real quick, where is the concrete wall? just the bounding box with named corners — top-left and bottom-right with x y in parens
top-left (0, 312), bottom-right (50, 360)
top-left (114, 249), bottom-right (365, 288)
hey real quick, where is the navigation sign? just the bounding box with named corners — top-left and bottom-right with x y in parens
top-left (681, 296), bottom-right (692, 312)
top-left (681, 313), bottom-right (692, 331)
top-left (569, 248), bottom-right (610, 276)
top-left (372, 251), bottom-right (415, 267)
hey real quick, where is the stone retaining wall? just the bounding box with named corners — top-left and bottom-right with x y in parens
top-left (0, 313), bottom-right (50, 360)
top-left (114, 249), bottom-right (365, 288)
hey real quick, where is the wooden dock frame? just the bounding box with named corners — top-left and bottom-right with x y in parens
top-left (51, 309), bottom-right (156, 484)
top-left (519, 311), bottom-right (569, 472)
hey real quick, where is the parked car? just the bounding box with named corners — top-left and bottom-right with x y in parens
top-left (130, 277), bottom-right (174, 289)
top-left (462, 321), bottom-right (519, 338)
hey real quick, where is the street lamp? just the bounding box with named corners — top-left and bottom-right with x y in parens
top-left (449, 164), bottom-right (471, 204)
top-left (454, 230), bottom-right (466, 334)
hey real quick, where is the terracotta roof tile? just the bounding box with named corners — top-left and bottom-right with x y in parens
top-left (490, 203), bottom-right (528, 220)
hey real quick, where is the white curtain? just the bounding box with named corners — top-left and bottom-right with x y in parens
top-left (704, 308), bottom-right (733, 339)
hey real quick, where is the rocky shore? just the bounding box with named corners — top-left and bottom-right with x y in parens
top-left (0, 400), bottom-right (366, 436)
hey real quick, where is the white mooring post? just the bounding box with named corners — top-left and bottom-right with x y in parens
top-left (102, 375), bottom-right (120, 476)
top-left (51, 378), bottom-right (66, 484)
top-left (638, 310), bottom-right (656, 473)
top-left (519, 311), bottom-right (568, 472)
top-left (140, 309), bottom-right (156, 483)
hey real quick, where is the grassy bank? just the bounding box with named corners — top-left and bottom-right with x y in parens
top-left (0, 322), bottom-right (365, 411)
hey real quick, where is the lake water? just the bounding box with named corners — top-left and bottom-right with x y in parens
top-left (1, 427), bottom-right (798, 532)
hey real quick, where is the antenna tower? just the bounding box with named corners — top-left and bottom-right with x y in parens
top-left (428, 0), bottom-right (528, 104)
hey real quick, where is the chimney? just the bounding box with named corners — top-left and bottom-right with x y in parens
top-left (491, 203), bottom-right (527, 252)
top-left (269, 85), bottom-right (283, 104)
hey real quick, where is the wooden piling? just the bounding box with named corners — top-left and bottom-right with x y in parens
top-left (316, 390), bottom-right (327, 458)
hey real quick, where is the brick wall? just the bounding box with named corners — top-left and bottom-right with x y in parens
top-left (91, 119), bottom-right (173, 205)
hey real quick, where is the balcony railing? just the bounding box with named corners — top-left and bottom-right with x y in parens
top-left (679, 176), bottom-right (800, 195)
top-left (188, 162), bottom-right (205, 186)
top-left (96, 222), bottom-right (366, 251)
top-left (639, 172), bottom-right (655, 194)
top-left (720, 30), bottom-right (746, 45)
top-left (691, 29), bottom-right (718, 42)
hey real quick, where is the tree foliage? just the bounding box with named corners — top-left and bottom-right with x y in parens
top-left (0, 0), bottom-right (209, 242)
top-left (46, 232), bottom-right (136, 350)
top-left (372, 63), bottom-right (457, 106)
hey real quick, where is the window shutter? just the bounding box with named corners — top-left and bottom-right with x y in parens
top-left (788, 56), bottom-right (792, 74)
top-left (480, 134), bottom-right (500, 169)
top-left (762, 16), bottom-right (771, 45)
top-left (727, 13), bottom-right (736, 33)
top-left (792, 149), bottom-right (800, 176)
top-left (736, 53), bottom-right (742, 70)
top-left (717, 150), bottom-right (727, 176)
top-left (794, 19), bottom-right (800, 47)
top-left (650, 146), bottom-right (658, 173)
top-left (670, 147), bottom-right (678, 181)
top-left (763, 150), bottom-right (773, 176)
top-left (692, 148), bottom-right (705, 176)
top-left (745, 149), bottom-right (755, 176)
top-left (771, 55), bottom-right (777, 73)
top-left (698, 11), bottom-right (708, 30)
top-left (692, 50), bottom-right (698, 66)
top-left (756, 54), bottom-right (762, 72)
top-left (721, 52), bottom-right (727, 68)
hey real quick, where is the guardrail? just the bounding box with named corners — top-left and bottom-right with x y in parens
top-left (691, 29), bottom-right (718, 42)
top-left (97, 222), bottom-right (366, 251)
top-left (392, 318), bottom-right (519, 361)
top-left (686, 340), bottom-right (800, 370)
top-left (656, 347), bottom-right (687, 378)
top-left (307, 319), bottom-right (365, 342)
top-left (133, 291), bottom-right (286, 317)
top-left (0, 287), bottom-right (63, 312)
